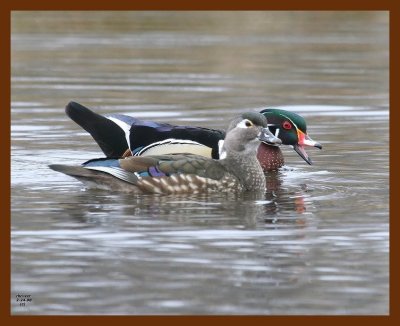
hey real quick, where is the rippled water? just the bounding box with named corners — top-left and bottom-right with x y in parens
top-left (11, 11), bottom-right (389, 315)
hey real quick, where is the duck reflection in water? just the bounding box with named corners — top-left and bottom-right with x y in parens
top-left (55, 172), bottom-right (311, 230)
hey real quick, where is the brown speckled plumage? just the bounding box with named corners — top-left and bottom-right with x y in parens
top-left (257, 143), bottom-right (285, 171)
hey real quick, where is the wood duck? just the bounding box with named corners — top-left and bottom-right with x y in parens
top-left (65, 101), bottom-right (322, 171)
top-left (50, 112), bottom-right (282, 194)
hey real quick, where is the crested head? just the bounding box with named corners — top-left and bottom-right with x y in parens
top-left (259, 107), bottom-right (321, 165)
top-left (259, 108), bottom-right (307, 146)
top-left (260, 108), bottom-right (307, 133)
top-left (222, 111), bottom-right (280, 155)
top-left (226, 111), bottom-right (269, 133)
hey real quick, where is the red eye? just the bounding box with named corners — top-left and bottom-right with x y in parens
top-left (283, 121), bottom-right (292, 130)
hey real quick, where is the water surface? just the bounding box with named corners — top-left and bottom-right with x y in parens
top-left (11, 11), bottom-right (389, 315)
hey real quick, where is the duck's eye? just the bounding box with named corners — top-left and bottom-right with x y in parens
top-left (282, 120), bottom-right (292, 130)
top-left (237, 119), bottom-right (254, 128)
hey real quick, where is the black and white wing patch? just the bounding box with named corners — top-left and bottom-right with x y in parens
top-left (133, 138), bottom-right (213, 158)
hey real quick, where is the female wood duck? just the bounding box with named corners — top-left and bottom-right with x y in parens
top-left (65, 101), bottom-right (322, 171)
top-left (50, 112), bottom-right (281, 194)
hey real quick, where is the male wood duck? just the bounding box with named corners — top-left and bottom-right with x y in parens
top-left (65, 101), bottom-right (322, 171)
top-left (50, 112), bottom-right (281, 194)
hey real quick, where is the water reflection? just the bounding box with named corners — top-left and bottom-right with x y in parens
top-left (52, 178), bottom-right (310, 230)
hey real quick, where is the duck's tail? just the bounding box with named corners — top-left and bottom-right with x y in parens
top-left (49, 163), bottom-right (138, 192)
top-left (65, 101), bottom-right (128, 158)
top-left (49, 164), bottom-right (97, 178)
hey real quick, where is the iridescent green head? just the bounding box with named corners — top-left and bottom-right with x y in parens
top-left (260, 108), bottom-right (322, 165)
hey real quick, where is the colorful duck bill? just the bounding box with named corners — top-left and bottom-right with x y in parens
top-left (50, 112), bottom-right (281, 194)
top-left (64, 101), bottom-right (321, 171)
top-left (293, 132), bottom-right (322, 165)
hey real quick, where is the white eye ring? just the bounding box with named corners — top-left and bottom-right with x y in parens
top-left (237, 119), bottom-right (253, 129)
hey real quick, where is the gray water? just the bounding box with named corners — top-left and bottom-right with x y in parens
top-left (11, 11), bottom-right (389, 315)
